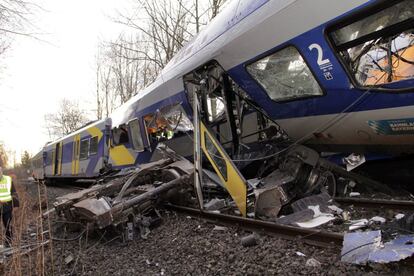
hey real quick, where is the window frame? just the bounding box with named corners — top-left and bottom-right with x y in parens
top-left (204, 131), bottom-right (228, 181)
top-left (111, 124), bottom-right (130, 146)
top-left (128, 118), bottom-right (145, 152)
top-left (245, 45), bottom-right (326, 103)
top-left (325, 0), bottom-right (414, 93)
top-left (79, 138), bottom-right (90, 160)
top-left (88, 136), bottom-right (99, 156)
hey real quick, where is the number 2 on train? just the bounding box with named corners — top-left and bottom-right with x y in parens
top-left (308, 43), bottom-right (331, 66)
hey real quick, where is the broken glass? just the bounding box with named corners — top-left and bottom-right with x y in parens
top-left (247, 46), bottom-right (323, 102)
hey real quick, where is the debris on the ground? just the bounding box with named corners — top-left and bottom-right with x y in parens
top-left (328, 205), bottom-right (343, 215)
top-left (296, 251), bottom-right (306, 257)
top-left (395, 213), bottom-right (405, 220)
top-left (306, 258), bottom-right (321, 267)
top-left (341, 230), bottom-right (414, 264)
top-left (276, 202), bottom-right (335, 228)
top-left (241, 233), bottom-right (258, 247)
top-left (296, 213), bottom-right (335, 228)
top-left (342, 211), bottom-right (351, 221)
top-left (349, 219), bottom-right (369, 231)
top-left (370, 216), bottom-right (386, 224)
top-left (53, 156), bottom-right (194, 239)
top-left (213, 225), bottom-right (227, 231)
top-left (64, 255), bottom-right (74, 265)
top-left (204, 198), bottom-right (226, 211)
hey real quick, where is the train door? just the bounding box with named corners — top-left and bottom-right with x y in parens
top-left (72, 135), bottom-right (80, 175)
top-left (184, 62), bottom-right (251, 217)
top-left (54, 142), bottom-right (63, 175)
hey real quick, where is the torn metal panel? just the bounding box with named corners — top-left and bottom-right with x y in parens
top-left (291, 193), bottom-right (332, 213)
top-left (73, 198), bottom-right (113, 229)
top-left (204, 198), bottom-right (226, 211)
top-left (296, 214), bottom-right (335, 228)
top-left (349, 219), bottom-right (369, 231)
top-left (341, 230), bottom-right (382, 264)
top-left (342, 231), bottom-right (414, 264)
top-left (254, 186), bottom-right (285, 218)
top-left (73, 198), bottom-right (111, 218)
top-left (276, 209), bottom-right (314, 225)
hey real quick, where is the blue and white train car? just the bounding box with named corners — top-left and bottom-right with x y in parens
top-left (42, 119), bottom-right (111, 181)
top-left (36, 0), bottom-right (414, 182)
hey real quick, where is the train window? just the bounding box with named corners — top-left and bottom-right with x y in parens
top-left (204, 132), bottom-right (227, 181)
top-left (80, 139), bottom-right (89, 160)
top-left (129, 119), bottom-right (144, 151)
top-left (247, 46), bottom-right (323, 102)
top-left (112, 125), bottom-right (130, 145)
top-left (159, 103), bottom-right (193, 132)
top-left (144, 113), bottom-right (173, 142)
top-left (89, 136), bottom-right (99, 155)
top-left (329, 0), bottom-right (414, 87)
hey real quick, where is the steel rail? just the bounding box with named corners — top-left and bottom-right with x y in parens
top-left (166, 204), bottom-right (344, 247)
top-left (334, 197), bottom-right (414, 210)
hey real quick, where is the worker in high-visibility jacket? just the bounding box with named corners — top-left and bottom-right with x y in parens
top-left (0, 166), bottom-right (19, 247)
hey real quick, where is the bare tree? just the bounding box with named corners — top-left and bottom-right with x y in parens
top-left (95, 47), bottom-right (119, 119)
top-left (209, 0), bottom-right (226, 19)
top-left (44, 98), bottom-right (90, 139)
top-left (93, 0), bottom-right (228, 120)
top-left (0, 1), bottom-right (40, 54)
top-left (116, 0), bottom-right (192, 73)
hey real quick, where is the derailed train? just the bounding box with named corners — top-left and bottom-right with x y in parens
top-left (32, 0), bottom-right (414, 192)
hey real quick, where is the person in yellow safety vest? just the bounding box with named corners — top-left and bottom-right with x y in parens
top-left (0, 167), bottom-right (19, 247)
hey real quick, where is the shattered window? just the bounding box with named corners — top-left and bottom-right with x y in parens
top-left (206, 95), bottom-right (225, 122)
top-left (204, 133), bottom-right (227, 181)
top-left (159, 103), bottom-right (194, 133)
top-left (247, 46), bottom-right (323, 102)
top-left (129, 119), bottom-right (144, 151)
top-left (112, 124), bottom-right (130, 145)
top-left (80, 139), bottom-right (89, 160)
top-left (330, 1), bottom-right (414, 87)
top-left (144, 103), bottom-right (193, 143)
top-left (89, 136), bottom-right (99, 155)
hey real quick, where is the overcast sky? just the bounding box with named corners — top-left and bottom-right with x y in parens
top-left (0, 0), bottom-right (130, 163)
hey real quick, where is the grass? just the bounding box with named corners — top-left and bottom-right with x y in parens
top-left (1, 179), bottom-right (55, 276)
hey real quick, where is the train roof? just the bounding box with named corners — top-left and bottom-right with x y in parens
top-left (45, 118), bottom-right (109, 148)
top-left (109, 0), bottom-right (369, 127)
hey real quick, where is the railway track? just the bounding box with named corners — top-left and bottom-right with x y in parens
top-left (334, 197), bottom-right (414, 210)
top-left (167, 197), bottom-right (414, 248)
top-left (166, 204), bottom-right (344, 247)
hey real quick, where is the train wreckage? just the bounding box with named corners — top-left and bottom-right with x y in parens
top-left (25, 0), bottom-right (414, 268)
top-left (48, 144), bottom-right (414, 266)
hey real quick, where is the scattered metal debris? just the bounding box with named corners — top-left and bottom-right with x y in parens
top-left (213, 225), bottom-right (227, 231)
top-left (65, 255), bottom-right (74, 265)
top-left (52, 157), bottom-right (194, 239)
top-left (204, 198), bottom-right (226, 211)
top-left (341, 230), bottom-right (414, 264)
top-left (396, 214), bottom-right (406, 220)
top-left (306, 258), bottom-right (321, 267)
top-left (349, 219), bottom-right (369, 231)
